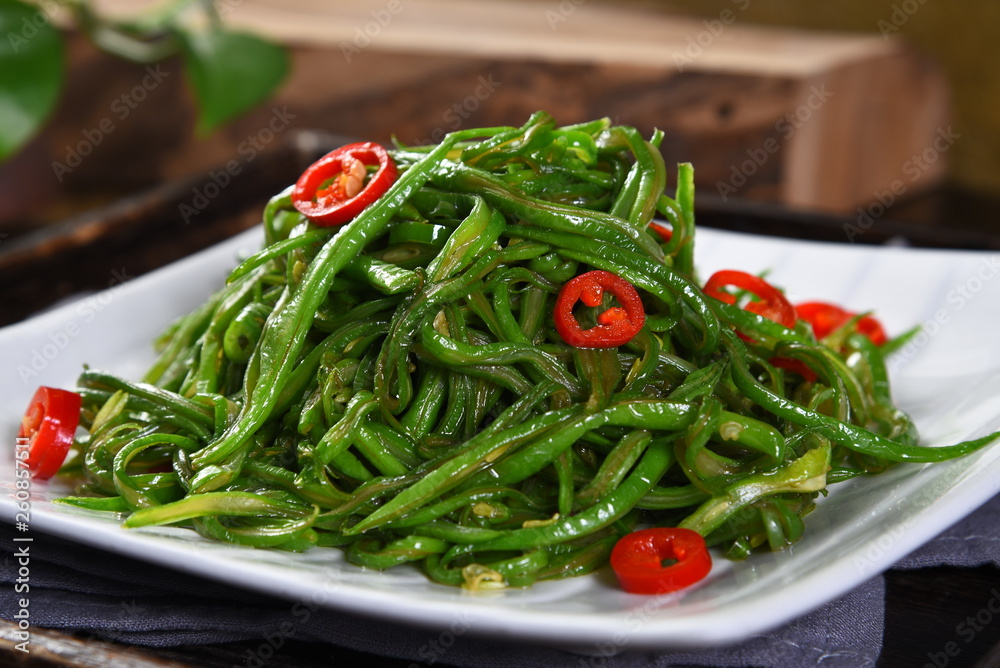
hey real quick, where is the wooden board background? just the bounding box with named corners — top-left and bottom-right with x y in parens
top-left (0, 0), bottom-right (951, 232)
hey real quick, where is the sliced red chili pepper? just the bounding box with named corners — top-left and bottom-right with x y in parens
top-left (795, 301), bottom-right (887, 346)
top-left (769, 356), bottom-right (817, 382)
top-left (610, 527), bottom-right (712, 595)
top-left (292, 142), bottom-right (398, 227)
top-left (796, 302), bottom-right (849, 340)
top-left (857, 317), bottom-right (888, 345)
top-left (703, 270), bottom-right (796, 329)
top-left (554, 270), bottom-right (646, 348)
top-left (703, 270), bottom-right (815, 378)
top-left (18, 386), bottom-right (82, 480)
top-left (648, 222), bottom-right (673, 243)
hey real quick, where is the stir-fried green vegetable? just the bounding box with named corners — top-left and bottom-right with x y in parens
top-left (55, 112), bottom-right (997, 590)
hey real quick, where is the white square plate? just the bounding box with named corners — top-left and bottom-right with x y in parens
top-left (3, 226), bottom-right (1000, 650)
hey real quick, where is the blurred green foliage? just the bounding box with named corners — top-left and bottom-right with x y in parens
top-left (0, 0), bottom-right (288, 163)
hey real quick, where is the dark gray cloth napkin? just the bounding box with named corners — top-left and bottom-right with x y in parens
top-left (3, 493), bottom-right (998, 668)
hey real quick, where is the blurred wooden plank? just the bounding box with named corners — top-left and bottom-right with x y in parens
top-left (236, 0), bottom-right (892, 72)
top-left (219, 0), bottom-right (953, 213)
top-left (40, 1), bottom-right (952, 216)
top-left (0, 619), bottom-right (193, 668)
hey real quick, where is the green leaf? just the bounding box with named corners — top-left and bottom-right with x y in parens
top-left (0, 0), bottom-right (64, 161)
top-left (175, 26), bottom-right (288, 136)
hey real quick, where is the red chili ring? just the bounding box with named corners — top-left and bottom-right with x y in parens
top-left (18, 386), bottom-right (82, 480)
top-left (610, 527), bottom-right (712, 595)
top-left (554, 270), bottom-right (646, 348)
top-left (703, 270), bottom-right (797, 330)
top-left (292, 142), bottom-right (397, 227)
top-left (796, 301), bottom-right (887, 346)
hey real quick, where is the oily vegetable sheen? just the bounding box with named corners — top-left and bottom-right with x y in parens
top-left (56, 112), bottom-right (998, 588)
